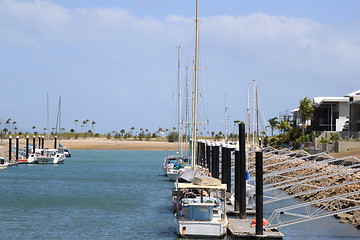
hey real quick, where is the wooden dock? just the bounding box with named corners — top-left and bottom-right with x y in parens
top-left (227, 218), bottom-right (284, 239)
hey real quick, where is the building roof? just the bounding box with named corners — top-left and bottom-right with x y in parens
top-left (313, 96), bottom-right (348, 106)
top-left (345, 89), bottom-right (360, 97)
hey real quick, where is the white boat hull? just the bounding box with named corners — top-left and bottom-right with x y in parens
top-left (28, 153), bottom-right (66, 164)
top-left (167, 173), bottom-right (179, 182)
top-left (175, 217), bottom-right (228, 237)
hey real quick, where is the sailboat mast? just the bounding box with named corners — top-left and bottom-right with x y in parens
top-left (247, 88), bottom-right (251, 147)
top-left (185, 66), bottom-right (191, 156)
top-left (46, 93), bottom-right (50, 141)
top-left (177, 46), bottom-right (182, 156)
top-left (191, 0), bottom-right (199, 169)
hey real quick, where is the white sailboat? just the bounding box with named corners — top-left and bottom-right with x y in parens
top-left (174, 1), bottom-right (228, 237)
top-left (165, 46), bottom-right (185, 181)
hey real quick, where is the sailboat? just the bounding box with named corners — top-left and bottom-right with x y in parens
top-left (27, 96), bottom-right (66, 164)
top-left (174, 1), bottom-right (228, 237)
top-left (55, 96), bottom-right (71, 158)
top-left (165, 46), bottom-right (185, 181)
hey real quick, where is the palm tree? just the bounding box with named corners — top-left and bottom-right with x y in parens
top-left (74, 119), bottom-right (79, 133)
top-left (2, 128), bottom-right (9, 135)
top-left (299, 97), bottom-right (315, 134)
top-left (85, 119), bottom-right (90, 131)
top-left (130, 126), bottom-right (135, 136)
top-left (12, 121), bottom-right (17, 133)
top-left (82, 120), bottom-right (86, 133)
top-left (32, 125), bottom-right (36, 134)
top-left (277, 120), bottom-right (290, 134)
top-left (268, 117), bottom-right (279, 136)
top-left (91, 121), bottom-right (96, 133)
top-left (6, 118), bottom-right (12, 129)
top-left (120, 129), bottom-right (125, 136)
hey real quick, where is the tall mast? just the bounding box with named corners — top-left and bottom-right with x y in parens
top-left (191, 0), bottom-right (199, 169)
top-left (177, 46), bottom-right (182, 155)
top-left (46, 92), bottom-right (50, 141)
top-left (252, 80), bottom-right (256, 150)
top-left (55, 96), bottom-right (62, 143)
top-left (247, 88), bottom-right (251, 147)
top-left (185, 66), bottom-right (191, 156)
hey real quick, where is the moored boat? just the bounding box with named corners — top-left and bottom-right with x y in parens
top-left (27, 148), bottom-right (65, 164)
top-left (174, 179), bottom-right (228, 238)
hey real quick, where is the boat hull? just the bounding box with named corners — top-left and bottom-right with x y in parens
top-left (167, 172), bottom-right (178, 181)
top-left (175, 217), bottom-right (228, 238)
top-left (28, 154), bottom-right (66, 164)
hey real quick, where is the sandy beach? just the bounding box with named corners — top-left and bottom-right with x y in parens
top-left (60, 138), bottom-right (179, 151)
top-left (0, 137), bottom-right (179, 152)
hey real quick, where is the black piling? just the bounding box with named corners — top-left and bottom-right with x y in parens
top-left (225, 146), bottom-right (232, 193)
top-left (26, 136), bottom-right (29, 158)
top-left (41, 136), bottom-right (45, 149)
top-left (54, 136), bottom-right (57, 149)
top-left (255, 151), bottom-right (264, 236)
top-left (234, 149), bottom-right (240, 211)
top-left (236, 123), bottom-right (247, 218)
top-left (16, 136), bottom-right (19, 161)
top-left (212, 144), bottom-right (220, 179)
top-left (38, 136), bottom-right (41, 149)
top-left (221, 145), bottom-right (227, 184)
top-left (8, 136), bottom-right (12, 161)
top-left (32, 136), bottom-right (36, 153)
top-left (199, 141), bottom-right (205, 167)
top-left (206, 143), bottom-right (211, 172)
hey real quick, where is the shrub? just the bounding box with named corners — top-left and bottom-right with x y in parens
top-left (167, 131), bottom-right (178, 142)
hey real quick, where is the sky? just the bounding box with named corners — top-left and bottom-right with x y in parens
top-left (0, 0), bottom-right (359, 135)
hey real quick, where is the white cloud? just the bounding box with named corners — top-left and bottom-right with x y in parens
top-left (0, 0), bottom-right (359, 132)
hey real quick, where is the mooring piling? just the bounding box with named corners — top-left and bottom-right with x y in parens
top-left (16, 136), bottom-right (19, 161)
top-left (9, 136), bottom-right (12, 161)
top-left (41, 136), bottom-right (45, 149)
top-left (26, 136), bottom-right (29, 158)
top-left (255, 151), bottom-right (264, 236)
top-left (32, 136), bottom-right (36, 153)
top-left (54, 136), bottom-right (57, 149)
top-left (206, 141), bottom-right (211, 171)
top-left (225, 145), bottom-right (232, 193)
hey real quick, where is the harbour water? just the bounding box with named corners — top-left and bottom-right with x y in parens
top-left (0, 150), bottom-right (359, 239)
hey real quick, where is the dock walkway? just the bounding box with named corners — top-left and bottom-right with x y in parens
top-left (227, 218), bottom-right (284, 239)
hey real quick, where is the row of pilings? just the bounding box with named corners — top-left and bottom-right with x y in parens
top-left (195, 123), bottom-right (266, 235)
top-left (1, 135), bottom-right (59, 161)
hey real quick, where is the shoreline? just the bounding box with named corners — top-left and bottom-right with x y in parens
top-left (60, 139), bottom-right (179, 151)
top-left (0, 137), bottom-right (179, 151)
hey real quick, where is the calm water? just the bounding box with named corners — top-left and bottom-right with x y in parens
top-left (0, 150), bottom-right (359, 239)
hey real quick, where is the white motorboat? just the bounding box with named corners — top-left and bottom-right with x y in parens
top-left (174, 181), bottom-right (228, 238)
top-left (162, 156), bottom-right (179, 176)
top-left (27, 148), bottom-right (65, 164)
top-left (0, 157), bottom-right (9, 170)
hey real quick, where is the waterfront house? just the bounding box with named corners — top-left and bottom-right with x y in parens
top-left (311, 96), bottom-right (349, 132)
top-left (345, 90), bottom-right (360, 132)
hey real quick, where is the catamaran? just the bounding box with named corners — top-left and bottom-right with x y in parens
top-left (27, 148), bottom-right (65, 164)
